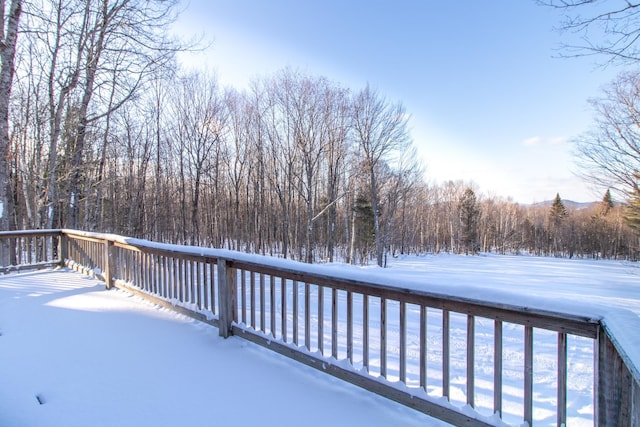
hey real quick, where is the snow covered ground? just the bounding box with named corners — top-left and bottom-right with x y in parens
top-left (381, 254), bottom-right (640, 426)
top-left (1, 254), bottom-right (639, 426)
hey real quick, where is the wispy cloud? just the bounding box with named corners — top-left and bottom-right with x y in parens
top-left (522, 136), bottom-right (567, 146)
top-left (522, 136), bottom-right (542, 146)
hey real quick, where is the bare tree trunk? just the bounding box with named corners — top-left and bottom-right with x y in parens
top-left (68, 0), bottom-right (109, 229)
top-left (43, 0), bottom-right (87, 229)
top-left (349, 202), bottom-right (356, 264)
top-left (0, 0), bottom-right (22, 255)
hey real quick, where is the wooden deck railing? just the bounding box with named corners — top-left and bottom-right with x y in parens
top-left (1, 229), bottom-right (638, 426)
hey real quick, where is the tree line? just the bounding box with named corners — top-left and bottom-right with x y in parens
top-left (2, 0), bottom-right (639, 265)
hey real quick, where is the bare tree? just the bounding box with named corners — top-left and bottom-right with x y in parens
top-left (381, 144), bottom-right (423, 262)
top-left (320, 83), bottom-right (350, 262)
top-left (169, 72), bottom-right (225, 245)
top-left (67, 0), bottom-right (181, 228)
top-left (223, 88), bottom-right (251, 250)
top-left (15, 0), bottom-right (181, 229)
top-left (259, 71), bottom-right (300, 259)
top-left (574, 71), bottom-right (640, 196)
top-left (541, 0), bottom-right (640, 64)
top-left (352, 84), bottom-right (411, 267)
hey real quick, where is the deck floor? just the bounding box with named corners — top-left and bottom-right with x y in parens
top-left (0, 268), bottom-right (447, 427)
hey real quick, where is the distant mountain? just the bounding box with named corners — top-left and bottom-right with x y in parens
top-left (529, 200), bottom-right (596, 210)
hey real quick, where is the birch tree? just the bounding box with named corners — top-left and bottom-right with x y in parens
top-left (0, 0), bottom-right (22, 237)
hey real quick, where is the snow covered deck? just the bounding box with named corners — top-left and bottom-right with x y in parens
top-left (0, 269), bottom-right (447, 427)
top-left (2, 229), bottom-right (640, 426)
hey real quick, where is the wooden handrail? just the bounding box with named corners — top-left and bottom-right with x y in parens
top-left (0, 229), bottom-right (637, 426)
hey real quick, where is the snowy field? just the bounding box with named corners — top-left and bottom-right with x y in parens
top-left (1, 254), bottom-right (639, 426)
top-left (381, 254), bottom-right (640, 425)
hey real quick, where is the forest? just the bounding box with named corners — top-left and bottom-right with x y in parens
top-left (1, 0), bottom-right (638, 266)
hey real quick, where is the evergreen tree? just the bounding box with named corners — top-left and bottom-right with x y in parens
top-left (351, 192), bottom-right (376, 264)
top-left (599, 189), bottom-right (614, 217)
top-left (458, 187), bottom-right (480, 255)
top-left (591, 189), bottom-right (617, 258)
top-left (549, 193), bottom-right (567, 222)
top-left (549, 193), bottom-right (567, 255)
top-left (623, 187), bottom-right (640, 234)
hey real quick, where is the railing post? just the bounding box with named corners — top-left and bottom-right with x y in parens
top-left (217, 258), bottom-right (236, 338)
top-left (596, 324), bottom-right (635, 427)
top-left (104, 239), bottom-right (115, 289)
top-left (58, 232), bottom-right (68, 267)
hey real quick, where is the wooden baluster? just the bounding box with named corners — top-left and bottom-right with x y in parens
top-left (270, 275), bottom-right (276, 338)
top-left (494, 320), bottom-right (503, 417)
top-left (420, 305), bottom-right (428, 391)
top-left (152, 254), bottom-right (157, 294)
top-left (467, 314), bottom-right (475, 408)
top-left (363, 294), bottom-right (369, 372)
top-left (557, 332), bottom-right (567, 427)
top-left (399, 301), bottom-right (406, 383)
top-left (305, 282), bottom-right (311, 351)
top-left (293, 280), bottom-right (299, 346)
top-left (196, 261), bottom-right (202, 310)
top-left (250, 272), bottom-right (256, 329)
top-left (190, 260), bottom-right (196, 305)
top-left (104, 240), bottom-right (115, 289)
top-left (331, 288), bottom-right (338, 359)
top-left (146, 253), bottom-right (152, 293)
top-left (260, 274), bottom-right (266, 333)
top-left (183, 258), bottom-right (188, 303)
top-left (172, 257), bottom-right (178, 301)
top-left (380, 297), bottom-right (387, 378)
top-left (134, 251), bottom-right (139, 289)
top-left (524, 325), bottom-right (534, 425)
top-left (202, 261), bottom-right (208, 310)
top-left (26, 236), bottom-right (31, 265)
top-left (157, 253), bottom-right (162, 296)
top-left (281, 277), bottom-right (287, 342)
top-left (211, 261), bottom-right (217, 315)
top-left (240, 269), bottom-right (247, 325)
top-left (178, 258), bottom-right (184, 302)
top-left (209, 262), bottom-right (216, 315)
top-left (443, 309), bottom-right (450, 400)
top-left (318, 285), bottom-right (324, 355)
top-left (347, 291), bottom-right (353, 364)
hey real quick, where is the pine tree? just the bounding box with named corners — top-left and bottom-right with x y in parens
top-left (599, 189), bottom-right (614, 217)
top-left (549, 193), bottom-right (567, 222)
top-left (458, 187), bottom-right (480, 255)
top-left (623, 187), bottom-right (640, 234)
top-left (549, 193), bottom-right (567, 255)
top-left (350, 192), bottom-right (376, 264)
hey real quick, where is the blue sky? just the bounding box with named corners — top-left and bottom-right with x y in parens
top-left (173, 0), bottom-right (622, 203)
